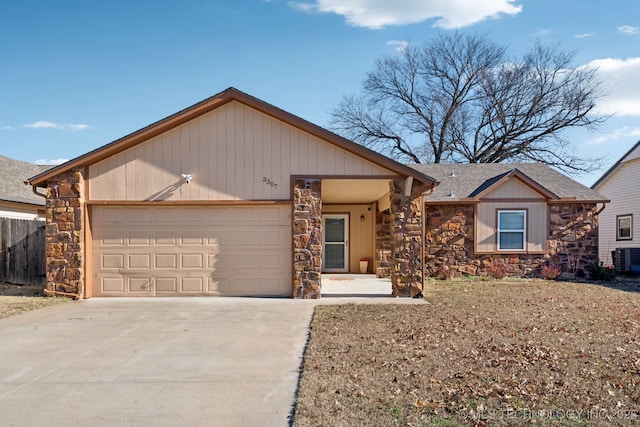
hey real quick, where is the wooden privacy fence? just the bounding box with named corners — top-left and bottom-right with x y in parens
top-left (0, 218), bottom-right (46, 286)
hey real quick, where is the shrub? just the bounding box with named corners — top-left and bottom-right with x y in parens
top-left (541, 264), bottom-right (562, 280)
top-left (488, 264), bottom-right (508, 279)
top-left (587, 261), bottom-right (617, 281)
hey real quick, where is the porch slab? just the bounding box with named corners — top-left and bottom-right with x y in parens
top-left (320, 274), bottom-right (426, 304)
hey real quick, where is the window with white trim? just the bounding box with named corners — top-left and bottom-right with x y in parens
top-left (497, 210), bottom-right (526, 251)
top-left (617, 214), bottom-right (632, 240)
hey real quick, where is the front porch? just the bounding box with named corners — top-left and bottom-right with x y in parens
top-left (292, 177), bottom-right (426, 299)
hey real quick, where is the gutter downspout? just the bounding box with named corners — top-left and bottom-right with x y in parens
top-left (31, 184), bottom-right (80, 299)
top-left (595, 203), bottom-right (607, 216)
top-left (31, 184), bottom-right (47, 199)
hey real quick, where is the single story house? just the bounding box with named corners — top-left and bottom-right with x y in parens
top-left (410, 163), bottom-right (609, 279)
top-left (591, 140), bottom-right (640, 271)
top-left (27, 88), bottom-right (436, 298)
top-left (26, 88), bottom-right (608, 299)
top-left (0, 155), bottom-right (49, 220)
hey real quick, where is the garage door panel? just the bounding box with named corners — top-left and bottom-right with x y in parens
top-left (156, 277), bottom-right (178, 293)
top-left (155, 232), bottom-right (177, 245)
top-left (102, 254), bottom-right (124, 269)
top-left (102, 237), bottom-right (125, 246)
top-left (212, 252), bottom-right (288, 270)
top-left (129, 278), bottom-right (153, 293)
top-left (208, 276), bottom-right (288, 296)
top-left (129, 254), bottom-right (151, 269)
top-left (155, 254), bottom-right (177, 269)
top-left (181, 254), bottom-right (203, 269)
top-left (92, 205), bottom-right (292, 297)
top-left (102, 277), bottom-right (125, 293)
top-left (181, 233), bottom-right (204, 245)
top-left (129, 232), bottom-right (151, 245)
top-left (181, 277), bottom-right (204, 292)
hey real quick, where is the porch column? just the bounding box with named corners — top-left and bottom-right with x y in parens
top-left (390, 179), bottom-right (424, 297)
top-left (292, 178), bottom-right (322, 299)
top-left (45, 167), bottom-right (85, 298)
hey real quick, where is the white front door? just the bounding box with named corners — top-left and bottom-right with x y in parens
top-left (322, 214), bottom-right (349, 272)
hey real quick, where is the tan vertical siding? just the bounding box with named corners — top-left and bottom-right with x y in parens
top-left (596, 158), bottom-right (640, 264)
top-left (89, 101), bottom-right (395, 201)
top-left (476, 201), bottom-right (547, 253)
top-left (475, 179), bottom-right (548, 253)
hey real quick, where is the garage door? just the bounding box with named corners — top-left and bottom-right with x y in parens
top-left (91, 205), bottom-right (292, 297)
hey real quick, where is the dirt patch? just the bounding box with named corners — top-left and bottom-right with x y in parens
top-left (0, 282), bottom-right (69, 320)
top-left (293, 279), bottom-right (640, 426)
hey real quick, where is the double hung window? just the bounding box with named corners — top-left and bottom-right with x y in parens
top-left (617, 214), bottom-right (632, 240)
top-left (497, 210), bottom-right (526, 251)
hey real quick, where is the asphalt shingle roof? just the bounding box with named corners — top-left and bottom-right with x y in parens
top-left (0, 155), bottom-right (51, 206)
top-left (409, 163), bottom-right (609, 203)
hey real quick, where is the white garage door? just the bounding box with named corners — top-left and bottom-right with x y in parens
top-left (91, 205), bottom-right (292, 297)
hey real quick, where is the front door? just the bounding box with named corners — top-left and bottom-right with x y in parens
top-left (322, 214), bottom-right (349, 272)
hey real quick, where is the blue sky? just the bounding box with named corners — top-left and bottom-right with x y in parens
top-left (1, 0), bottom-right (639, 186)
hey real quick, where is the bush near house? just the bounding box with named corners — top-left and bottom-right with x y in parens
top-left (587, 261), bottom-right (618, 281)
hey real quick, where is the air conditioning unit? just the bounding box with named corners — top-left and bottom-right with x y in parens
top-left (615, 248), bottom-right (640, 273)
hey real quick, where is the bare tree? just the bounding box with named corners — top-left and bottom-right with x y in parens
top-left (330, 32), bottom-right (609, 173)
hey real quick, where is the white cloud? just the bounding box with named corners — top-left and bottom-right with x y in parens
top-left (586, 126), bottom-right (640, 145)
top-left (34, 158), bottom-right (69, 165)
top-left (617, 25), bottom-right (639, 35)
top-left (290, 0), bottom-right (522, 29)
top-left (533, 28), bottom-right (552, 37)
top-left (586, 57), bottom-right (640, 116)
top-left (575, 33), bottom-right (593, 39)
top-left (22, 121), bottom-right (92, 131)
top-left (288, 2), bottom-right (314, 13)
top-left (387, 40), bottom-right (408, 52)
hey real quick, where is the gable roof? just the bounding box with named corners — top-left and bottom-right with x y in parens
top-left (0, 155), bottom-right (51, 206)
top-left (27, 87), bottom-right (436, 188)
top-left (409, 163), bottom-right (609, 203)
top-left (591, 140), bottom-right (640, 190)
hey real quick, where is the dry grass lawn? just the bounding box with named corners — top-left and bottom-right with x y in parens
top-left (0, 282), bottom-right (69, 320)
top-left (294, 279), bottom-right (640, 426)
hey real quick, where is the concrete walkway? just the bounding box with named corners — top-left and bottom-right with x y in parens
top-left (0, 276), bottom-right (423, 426)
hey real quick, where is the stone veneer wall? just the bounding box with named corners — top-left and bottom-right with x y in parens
top-left (548, 203), bottom-right (599, 278)
top-left (292, 178), bottom-right (322, 299)
top-left (45, 168), bottom-right (85, 298)
top-left (424, 203), bottom-right (599, 278)
top-left (375, 209), bottom-right (393, 278)
top-left (389, 180), bottom-right (424, 297)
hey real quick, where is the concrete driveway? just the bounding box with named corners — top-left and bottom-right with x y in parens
top-left (0, 298), bottom-right (316, 427)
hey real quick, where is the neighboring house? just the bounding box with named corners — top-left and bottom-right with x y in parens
top-left (27, 88), bottom-right (436, 299)
top-left (26, 88), bottom-right (609, 299)
top-left (0, 155), bottom-right (49, 219)
top-left (410, 163), bottom-right (609, 279)
top-left (591, 141), bottom-right (640, 270)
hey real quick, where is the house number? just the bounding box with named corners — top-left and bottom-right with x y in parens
top-left (262, 177), bottom-right (278, 189)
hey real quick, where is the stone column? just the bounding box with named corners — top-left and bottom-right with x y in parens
top-left (548, 203), bottom-right (599, 278)
top-left (45, 168), bottom-right (85, 298)
top-left (389, 180), bottom-right (424, 297)
top-left (292, 178), bottom-right (322, 299)
top-left (375, 209), bottom-right (393, 278)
